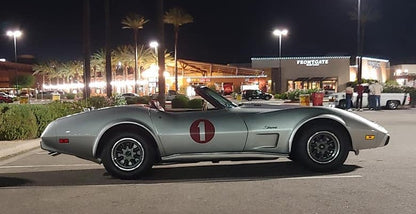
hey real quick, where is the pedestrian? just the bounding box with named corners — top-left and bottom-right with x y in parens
top-left (368, 82), bottom-right (376, 110)
top-left (345, 82), bottom-right (354, 111)
top-left (372, 81), bottom-right (383, 110)
top-left (355, 83), bottom-right (364, 111)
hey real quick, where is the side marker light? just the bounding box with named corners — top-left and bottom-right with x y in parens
top-left (365, 135), bottom-right (375, 140)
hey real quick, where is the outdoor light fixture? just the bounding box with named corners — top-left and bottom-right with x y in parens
top-left (149, 41), bottom-right (159, 49)
top-left (272, 28), bottom-right (288, 58)
top-left (272, 28), bottom-right (288, 93)
top-left (6, 30), bottom-right (22, 62)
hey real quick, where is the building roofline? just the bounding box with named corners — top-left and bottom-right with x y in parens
top-left (251, 56), bottom-right (351, 61)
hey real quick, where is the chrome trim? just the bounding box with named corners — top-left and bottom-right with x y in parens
top-left (288, 114), bottom-right (346, 153)
top-left (92, 121), bottom-right (162, 158)
top-left (161, 152), bottom-right (287, 162)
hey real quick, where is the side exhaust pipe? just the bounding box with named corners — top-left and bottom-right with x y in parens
top-left (48, 151), bottom-right (61, 156)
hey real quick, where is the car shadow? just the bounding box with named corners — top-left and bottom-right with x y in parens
top-left (0, 161), bottom-right (360, 187)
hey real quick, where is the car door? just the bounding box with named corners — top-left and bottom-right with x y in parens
top-left (150, 109), bottom-right (248, 156)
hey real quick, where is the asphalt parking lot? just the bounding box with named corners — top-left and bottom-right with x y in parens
top-left (0, 108), bottom-right (415, 214)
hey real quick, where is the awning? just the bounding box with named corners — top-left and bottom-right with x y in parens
top-left (308, 77), bottom-right (324, 81)
top-left (294, 77), bottom-right (309, 82)
top-left (323, 77), bottom-right (338, 81)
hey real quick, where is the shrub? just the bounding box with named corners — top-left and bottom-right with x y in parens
top-left (125, 96), bottom-right (150, 105)
top-left (172, 94), bottom-right (189, 108)
top-left (113, 94), bottom-right (127, 106)
top-left (188, 98), bottom-right (203, 109)
top-left (87, 96), bottom-right (112, 108)
top-left (0, 105), bottom-right (38, 140)
top-left (382, 85), bottom-right (404, 93)
top-left (65, 93), bottom-right (76, 99)
top-left (30, 104), bottom-right (58, 136)
top-left (274, 93), bottom-right (288, 100)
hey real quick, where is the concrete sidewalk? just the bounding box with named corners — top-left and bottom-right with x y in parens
top-left (0, 138), bottom-right (40, 160)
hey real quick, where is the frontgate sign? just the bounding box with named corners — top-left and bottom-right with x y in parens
top-left (296, 59), bottom-right (329, 67)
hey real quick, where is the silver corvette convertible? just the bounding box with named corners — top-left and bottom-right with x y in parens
top-left (41, 86), bottom-right (390, 179)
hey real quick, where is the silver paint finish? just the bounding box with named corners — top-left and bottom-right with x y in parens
top-left (40, 86), bottom-right (389, 165)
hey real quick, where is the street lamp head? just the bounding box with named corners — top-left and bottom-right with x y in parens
top-left (273, 29), bottom-right (288, 37)
top-left (6, 30), bottom-right (22, 38)
top-left (149, 41), bottom-right (159, 48)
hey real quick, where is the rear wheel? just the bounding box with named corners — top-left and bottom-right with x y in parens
top-left (247, 97), bottom-right (252, 101)
top-left (102, 132), bottom-right (155, 179)
top-left (387, 100), bottom-right (399, 110)
top-left (292, 123), bottom-right (350, 171)
top-left (337, 99), bottom-right (346, 109)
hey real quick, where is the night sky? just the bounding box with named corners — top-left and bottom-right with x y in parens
top-left (1, 0), bottom-right (416, 65)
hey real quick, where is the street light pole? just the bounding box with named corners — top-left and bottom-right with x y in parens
top-left (357, 0), bottom-right (362, 84)
top-left (7, 30), bottom-right (22, 92)
top-left (272, 28), bottom-right (288, 93)
top-left (6, 30), bottom-right (22, 63)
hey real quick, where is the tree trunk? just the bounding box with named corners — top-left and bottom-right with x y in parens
top-left (174, 27), bottom-right (179, 92)
top-left (157, 0), bottom-right (166, 107)
top-left (83, 0), bottom-right (91, 98)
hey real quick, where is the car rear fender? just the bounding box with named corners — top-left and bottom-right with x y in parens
top-left (288, 114), bottom-right (350, 153)
top-left (93, 121), bottom-right (164, 162)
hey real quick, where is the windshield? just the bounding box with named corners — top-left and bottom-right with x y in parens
top-left (197, 86), bottom-right (238, 109)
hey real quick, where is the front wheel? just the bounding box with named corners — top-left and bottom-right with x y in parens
top-left (102, 132), bottom-right (155, 179)
top-left (291, 123), bottom-right (350, 172)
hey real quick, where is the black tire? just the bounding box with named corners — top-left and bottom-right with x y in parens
top-left (387, 100), bottom-right (399, 110)
top-left (291, 123), bottom-right (350, 172)
top-left (247, 97), bottom-right (252, 101)
top-left (101, 132), bottom-right (155, 179)
top-left (337, 99), bottom-right (346, 109)
top-left (264, 95), bottom-right (272, 100)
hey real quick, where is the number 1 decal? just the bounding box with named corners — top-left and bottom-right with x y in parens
top-left (198, 121), bottom-right (206, 142)
top-left (190, 119), bottom-right (215, 144)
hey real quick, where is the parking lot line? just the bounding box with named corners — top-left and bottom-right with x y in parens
top-left (282, 175), bottom-right (362, 180)
top-left (0, 163), bottom-right (98, 169)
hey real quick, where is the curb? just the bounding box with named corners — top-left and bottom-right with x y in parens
top-left (0, 138), bottom-right (40, 160)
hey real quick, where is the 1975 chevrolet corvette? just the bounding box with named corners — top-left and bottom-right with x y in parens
top-left (41, 86), bottom-right (390, 179)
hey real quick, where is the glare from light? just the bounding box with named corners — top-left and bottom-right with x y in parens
top-left (149, 41), bottom-right (159, 48)
top-left (6, 30), bottom-right (22, 38)
top-left (273, 29), bottom-right (288, 36)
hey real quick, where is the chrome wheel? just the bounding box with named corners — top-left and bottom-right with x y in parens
top-left (111, 138), bottom-right (145, 171)
top-left (307, 131), bottom-right (340, 164)
top-left (387, 101), bottom-right (398, 110)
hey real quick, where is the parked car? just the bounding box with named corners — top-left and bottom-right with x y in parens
top-left (242, 89), bottom-right (272, 101)
top-left (41, 85), bottom-right (389, 180)
top-left (121, 93), bottom-right (140, 99)
top-left (150, 90), bottom-right (180, 101)
top-left (0, 93), bottom-right (13, 103)
top-left (332, 92), bottom-right (410, 110)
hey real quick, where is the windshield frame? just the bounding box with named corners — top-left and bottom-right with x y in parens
top-left (194, 86), bottom-right (238, 109)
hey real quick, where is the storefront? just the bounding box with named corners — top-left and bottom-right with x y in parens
top-left (251, 56), bottom-right (390, 93)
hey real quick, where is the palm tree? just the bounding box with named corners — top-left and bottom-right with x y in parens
top-left (105, 0), bottom-right (112, 98)
top-left (33, 61), bottom-right (55, 87)
top-left (121, 13), bottom-right (149, 93)
top-left (114, 45), bottom-right (135, 92)
top-left (163, 7), bottom-right (193, 92)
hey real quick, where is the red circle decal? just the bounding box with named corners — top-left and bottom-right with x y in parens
top-left (190, 119), bottom-right (215, 144)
